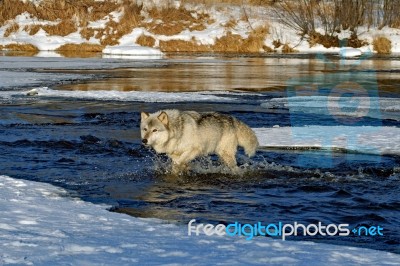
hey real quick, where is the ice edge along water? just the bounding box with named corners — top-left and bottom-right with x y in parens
top-left (1, 175), bottom-right (399, 265)
top-left (254, 126), bottom-right (400, 156)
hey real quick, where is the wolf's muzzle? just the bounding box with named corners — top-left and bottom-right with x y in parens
top-left (142, 139), bottom-right (148, 144)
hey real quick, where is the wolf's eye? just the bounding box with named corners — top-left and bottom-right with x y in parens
top-left (152, 129), bottom-right (158, 132)
top-left (143, 128), bottom-right (147, 131)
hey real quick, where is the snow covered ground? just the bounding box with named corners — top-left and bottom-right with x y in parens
top-left (1, 175), bottom-right (399, 265)
top-left (1, 1), bottom-right (400, 56)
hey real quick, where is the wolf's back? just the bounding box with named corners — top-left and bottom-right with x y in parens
top-left (234, 119), bottom-right (259, 157)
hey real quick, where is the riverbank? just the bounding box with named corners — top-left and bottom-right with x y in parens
top-left (1, 0), bottom-right (400, 57)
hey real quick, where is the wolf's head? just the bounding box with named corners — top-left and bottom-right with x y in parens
top-left (140, 111), bottom-right (170, 151)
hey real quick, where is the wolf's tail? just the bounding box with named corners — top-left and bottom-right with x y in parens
top-left (234, 119), bottom-right (259, 157)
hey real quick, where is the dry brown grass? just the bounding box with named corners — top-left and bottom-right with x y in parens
top-left (0, 0), bottom-right (34, 25)
top-left (146, 6), bottom-right (211, 36)
top-left (183, 0), bottom-right (276, 6)
top-left (1, 0), bottom-right (90, 25)
top-left (309, 32), bottom-right (339, 48)
top-left (80, 27), bottom-right (96, 40)
top-left (159, 38), bottom-right (210, 52)
top-left (347, 32), bottom-right (368, 48)
top-left (1, 0), bottom-right (273, 54)
top-left (42, 19), bottom-right (77, 36)
top-left (24, 25), bottom-right (42, 35)
top-left (4, 22), bottom-right (20, 37)
top-left (55, 43), bottom-right (104, 57)
top-left (0, 0), bottom-right (120, 27)
top-left (0, 0), bottom-right (123, 43)
top-left (97, 1), bottom-right (143, 46)
top-left (224, 18), bottom-right (238, 29)
top-left (56, 43), bottom-right (104, 52)
top-left (1, 43), bottom-right (39, 52)
top-left (136, 34), bottom-right (156, 47)
top-left (189, 23), bottom-right (208, 32)
top-left (308, 31), bottom-right (368, 48)
top-left (4, 43), bottom-right (39, 51)
top-left (272, 39), bottom-right (282, 48)
top-left (212, 32), bottom-right (246, 52)
top-left (246, 25), bottom-right (269, 51)
top-left (159, 26), bottom-right (269, 53)
top-left (262, 45), bottom-right (274, 52)
top-left (373, 36), bottom-right (392, 54)
top-left (213, 26), bottom-right (268, 53)
top-left (147, 22), bottom-right (186, 36)
top-left (282, 43), bottom-right (296, 53)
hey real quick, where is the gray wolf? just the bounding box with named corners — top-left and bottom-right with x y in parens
top-left (140, 109), bottom-right (259, 174)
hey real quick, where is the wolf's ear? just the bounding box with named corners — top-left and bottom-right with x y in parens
top-left (157, 111), bottom-right (169, 125)
top-left (141, 112), bottom-right (150, 120)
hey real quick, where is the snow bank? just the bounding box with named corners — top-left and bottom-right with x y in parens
top-left (1, 175), bottom-right (399, 265)
top-left (339, 48), bottom-right (363, 58)
top-left (254, 126), bottom-right (400, 155)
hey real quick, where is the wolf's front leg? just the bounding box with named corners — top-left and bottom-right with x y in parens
top-left (171, 162), bottom-right (189, 174)
top-left (170, 149), bottom-right (201, 174)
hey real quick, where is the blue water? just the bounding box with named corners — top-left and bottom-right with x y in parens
top-left (0, 55), bottom-right (399, 254)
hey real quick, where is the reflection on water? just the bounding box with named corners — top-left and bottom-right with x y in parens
top-left (56, 55), bottom-right (400, 97)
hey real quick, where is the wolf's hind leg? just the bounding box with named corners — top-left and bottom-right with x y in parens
top-left (216, 136), bottom-right (239, 172)
top-left (217, 150), bottom-right (239, 173)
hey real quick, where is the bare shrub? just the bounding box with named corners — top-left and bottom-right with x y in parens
top-left (275, 0), bottom-right (372, 48)
top-left (380, 0), bottom-right (400, 28)
top-left (275, 0), bottom-right (317, 36)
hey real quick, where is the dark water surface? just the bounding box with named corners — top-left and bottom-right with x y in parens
top-left (0, 55), bottom-right (399, 254)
